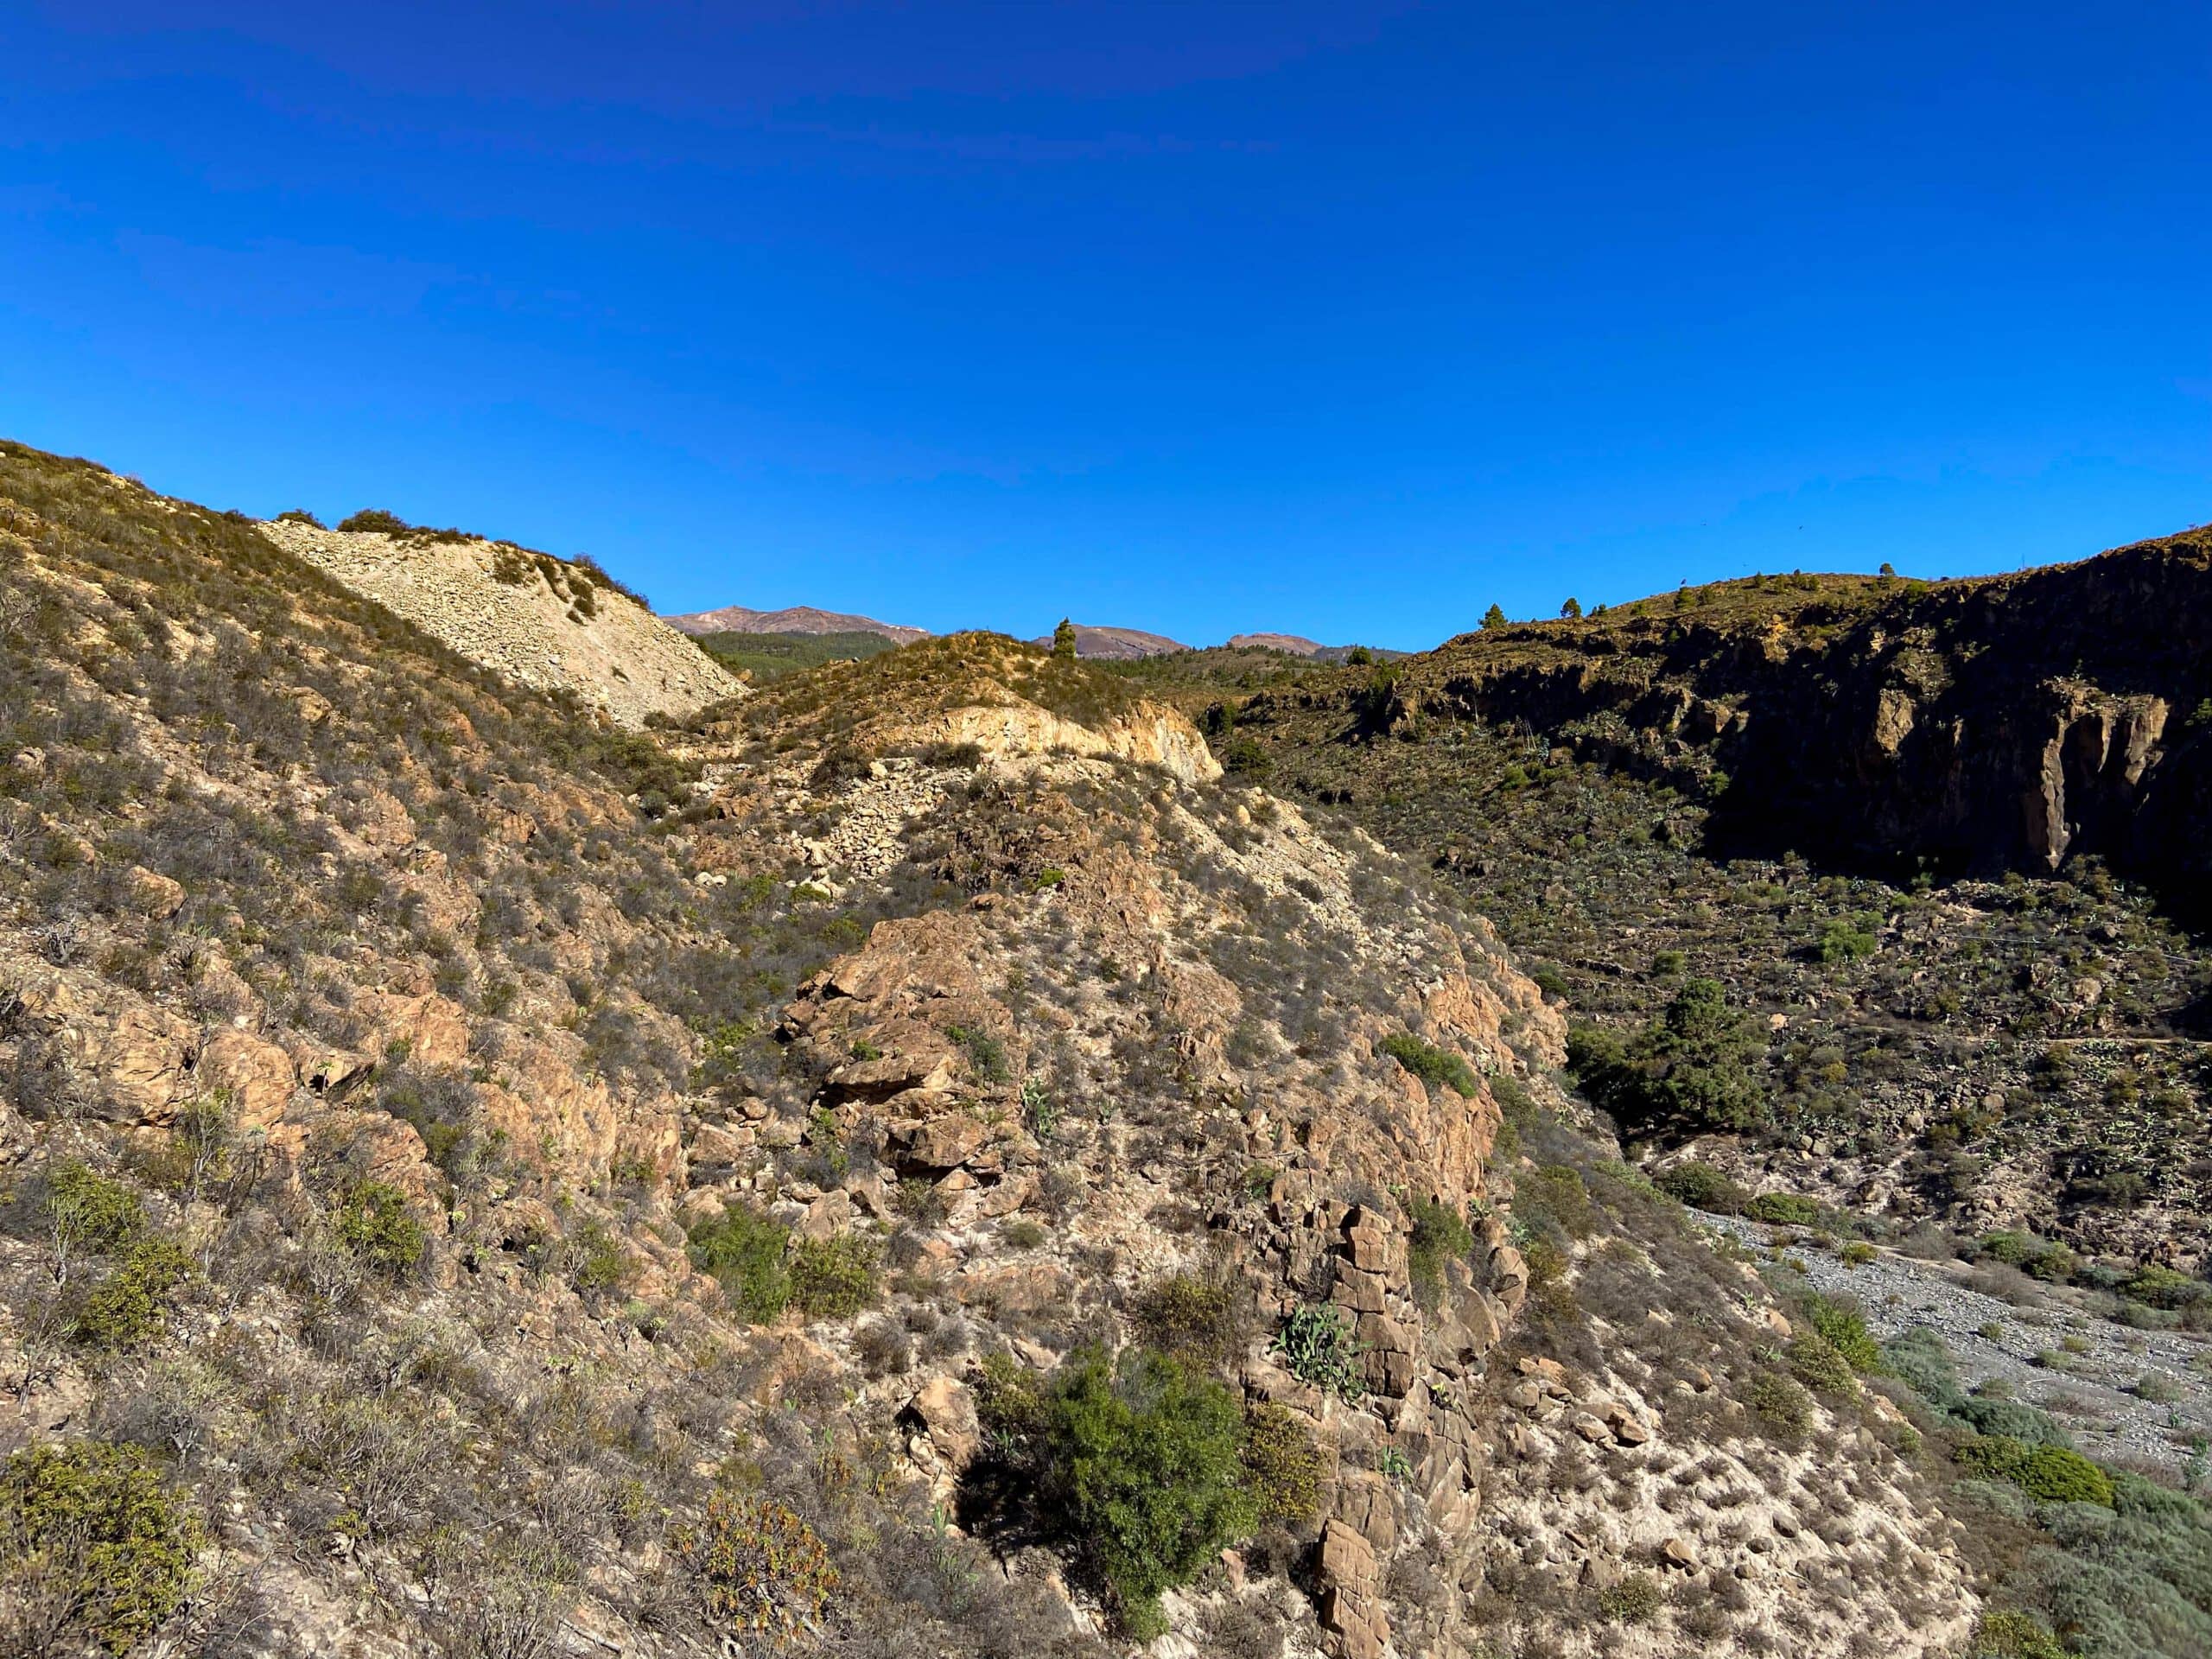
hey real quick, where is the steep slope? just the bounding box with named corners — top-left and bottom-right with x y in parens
top-left (664, 603), bottom-right (930, 645)
top-left (0, 439), bottom-right (1991, 1657)
top-left (1204, 542), bottom-right (2212, 1270)
top-left (260, 514), bottom-right (741, 727)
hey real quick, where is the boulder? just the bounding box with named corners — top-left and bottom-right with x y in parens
top-left (193, 1027), bottom-right (297, 1133)
top-left (902, 1375), bottom-right (981, 1470)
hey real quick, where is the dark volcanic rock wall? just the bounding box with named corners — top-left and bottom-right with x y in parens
top-left (1371, 531), bottom-right (2212, 912)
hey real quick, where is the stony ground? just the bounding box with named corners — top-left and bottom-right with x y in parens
top-left (1702, 1212), bottom-right (2212, 1476)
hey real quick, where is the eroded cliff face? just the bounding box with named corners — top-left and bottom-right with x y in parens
top-left (1355, 531), bottom-right (2212, 912)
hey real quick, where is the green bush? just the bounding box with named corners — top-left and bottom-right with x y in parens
top-left (0, 1440), bottom-right (207, 1653)
top-left (2125, 1264), bottom-right (2209, 1311)
top-left (1955, 1434), bottom-right (2115, 1506)
top-left (75, 1236), bottom-right (194, 1349)
top-left (1044, 1349), bottom-right (1260, 1636)
top-left (1516, 1164), bottom-right (1596, 1239)
top-left (1745, 1370), bottom-right (1811, 1437)
top-left (1654, 1160), bottom-right (1747, 1213)
top-left (1406, 1197), bottom-right (1476, 1306)
top-left (2017, 1444), bottom-right (2114, 1506)
top-left (336, 508), bottom-right (410, 534)
top-left (686, 1201), bottom-right (792, 1322)
top-left (1969, 1610), bottom-right (2067, 1659)
top-left (568, 1222), bottom-right (633, 1297)
top-left (1270, 1304), bottom-right (1367, 1399)
top-left (788, 1233), bottom-right (878, 1319)
top-left (1568, 978), bottom-right (1765, 1133)
top-left (1883, 1328), bottom-right (1965, 1411)
top-left (1803, 1293), bottom-right (1882, 1372)
top-left (1816, 915), bottom-right (1879, 963)
top-left (1380, 1033), bottom-right (1479, 1098)
top-left (1745, 1191), bottom-right (1826, 1226)
top-left (42, 1160), bottom-right (145, 1258)
top-left (1787, 1332), bottom-right (1860, 1396)
top-left (1239, 1402), bottom-right (1322, 1524)
top-left (333, 1180), bottom-right (427, 1277)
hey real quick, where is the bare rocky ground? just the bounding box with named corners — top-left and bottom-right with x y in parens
top-left (1702, 1211), bottom-right (2212, 1477)
top-left (259, 516), bottom-right (741, 727)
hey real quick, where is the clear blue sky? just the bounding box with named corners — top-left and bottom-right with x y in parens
top-left (3, 3), bottom-right (2207, 649)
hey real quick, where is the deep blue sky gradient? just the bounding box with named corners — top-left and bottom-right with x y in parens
top-left (3, 2), bottom-right (2208, 647)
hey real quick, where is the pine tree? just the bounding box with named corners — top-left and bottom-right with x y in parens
top-left (1560, 597), bottom-right (1582, 620)
top-left (1052, 619), bottom-right (1077, 659)
top-left (1481, 603), bottom-right (1507, 630)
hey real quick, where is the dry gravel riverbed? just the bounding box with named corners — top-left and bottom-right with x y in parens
top-left (1698, 1211), bottom-right (2212, 1478)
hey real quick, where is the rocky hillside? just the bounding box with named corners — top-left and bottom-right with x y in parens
top-left (1370, 535), bottom-right (2212, 917)
top-left (261, 514), bottom-right (741, 727)
top-left (0, 438), bottom-right (2001, 1657)
top-left (1160, 538), bottom-right (2212, 1274)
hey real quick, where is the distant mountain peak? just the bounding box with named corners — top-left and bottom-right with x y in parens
top-left (1027, 622), bottom-right (1190, 659)
top-left (664, 603), bottom-right (929, 645)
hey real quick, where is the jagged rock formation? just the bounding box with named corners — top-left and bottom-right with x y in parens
top-left (261, 517), bottom-right (742, 727)
top-left (0, 442), bottom-right (1978, 1658)
top-left (1344, 532), bottom-right (2212, 916)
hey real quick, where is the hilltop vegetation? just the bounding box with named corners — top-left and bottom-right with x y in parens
top-left (694, 627), bottom-right (902, 683)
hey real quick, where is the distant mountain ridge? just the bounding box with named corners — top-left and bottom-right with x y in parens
top-left (664, 603), bottom-right (930, 644)
top-left (1026, 622), bottom-right (1190, 659)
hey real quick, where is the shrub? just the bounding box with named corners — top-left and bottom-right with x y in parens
top-left (1269, 1305), bottom-right (1366, 1400)
top-left (568, 1223), bottom-right (632, 1298)
top-left (1955, 1434), bottom-right (2115, 1506)
top-left (333, 1181), bottom-right (427, 1277)
top-left (1786, 1332), bottom-right (1859, 1396)
top-left (1239, 1403), bottom-right (1322, 1524)
top-left (686, 1201), bottom-right (791, 1321)
top-left (1516, 1164), bottom-right (1596, 1239)
top-left (1969, 1610), bottom-right (2067, 1659)
top-left (1379, 1033), bottom-right (1479, 1098)
top-left (1043, 1349), bottom-right (1259, 1636)
top-left (1816, 916), bottom-right (1878, 963)
top-left (75, 1236), bottom-right (194, 1349)
top-left (0, 1440), bottom-right (207, 1653)
top-left (788, 1233), bottom-right (877, 1319)
top-left (336, 508), bottom-right (410, 534)
top-left (671, 1491), bottom-right (838, 1641)
top-left (1599, 1569), bottom-right (1664, 1623)
top-left (1569, 979), bottom-right (1765, 1133)
top-left (1132, 1274), bottom-right (1241, 1370)
top-left (1745, 1192), bottom-right (1826, 1226)
top-left (1803, 1294), bottom-right (1882, 1372)
top-left (1744, 1370), bottom-right (1811, 1437)
top-left (41, 1160), bottom-right (145, 1266)
top-left (2015, 1444), bottom-right (2114, 1506)
top-left (1406, 1197), bottom-right (1476, 1307)
top-left (2125, 1263), bottom-right (2209, 1311)
top-left (1883, 1328), bottom-right (1965, 1411)
top-left (1654, 1160), bottom-right (1746, 1213)
top-left (1837, 1240), bottom-right (1878, 1267)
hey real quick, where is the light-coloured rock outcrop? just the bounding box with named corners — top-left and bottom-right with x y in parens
top-left (259, 518), bottom-right (741, 726)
